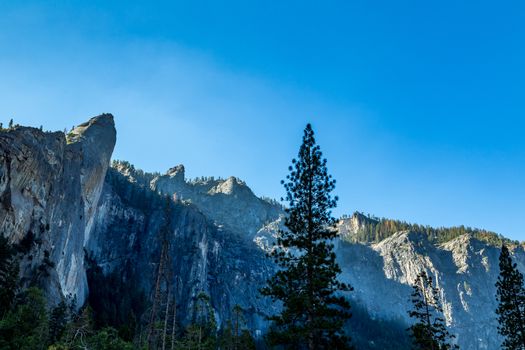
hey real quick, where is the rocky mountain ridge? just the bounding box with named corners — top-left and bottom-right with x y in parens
top-left (0, 114), bottom-right (522, 349)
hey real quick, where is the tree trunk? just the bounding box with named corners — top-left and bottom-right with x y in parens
top-left (234, 309), bottom-right (239, 350)
top-left (198, 325), bottom-right (202, 350)
top-left (171, 294), bottom-right (177, 350)
top-left (421, 278), bottom-right (435, 350)
top-left (307, 158), bottom-right (315, 350)
top-left (148, 241), bottom-right (168, 345)
top-left (162, 288), bottom-right (171, 350)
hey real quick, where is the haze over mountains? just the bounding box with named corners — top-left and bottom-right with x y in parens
top-left (0, 114), bottom-right (522, 349)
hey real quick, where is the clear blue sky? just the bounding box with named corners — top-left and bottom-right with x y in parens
top-left (1, 1), bottom-right (524, 239)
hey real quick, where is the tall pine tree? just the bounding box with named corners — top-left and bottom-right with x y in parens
top-left (261, 123), bottom-right (352, 350)
top-left (407, 271), bottom-right (458, 350)
top-left (496, 244), bottom-right (525, 350)
top-left (0, 236), bottom-right (18, 318)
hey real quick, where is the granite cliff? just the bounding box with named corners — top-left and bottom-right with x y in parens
top-left (0, 115), bottom-right (521, 349)
top-left (336, 214), bottom-right (523, 349)
top-left (0, 114), bottom-right (115, 304)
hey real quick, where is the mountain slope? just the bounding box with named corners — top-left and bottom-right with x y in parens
top-left (86, 165), bottom-right (276, 332)
top-left (337, 213), bottom-right (525, 349)
top-left (0, 115), bottom-right (522, 349)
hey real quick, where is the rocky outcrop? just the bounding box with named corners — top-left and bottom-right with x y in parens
top-left (338, 212), bottom-right (377, 242)
top-left (86, 167), bottom-right (277, 333)
top-left (150, 166), bottom-right (283, 239)
top-left (0, 114), bottom-right (116, 304)
top-left (336, 222), bottom-right (525, 350)
top-left (1, 116), bottom-right (521, 349)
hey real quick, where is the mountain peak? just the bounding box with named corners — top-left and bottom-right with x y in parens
top-left (67, 113), bottom-right (116, 148)
top-left (210, 176), bottom-right (252, 197)
top-left (166, 164), bottom-right (185, 181)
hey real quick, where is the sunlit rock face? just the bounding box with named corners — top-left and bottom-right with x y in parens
top-left (0, 114), bottom-right (116, 304)
top-left (116, 162), bottom-right (518, 349)
top-left (87, 166), bottom-right (278, 333)
top-left (0, 116), bottom-right (520, 349)
top-left (150, 168), bottom-right (283, 239)
top-left (337, 213), bottom-right (525, 350)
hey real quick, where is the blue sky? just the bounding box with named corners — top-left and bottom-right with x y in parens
top-left (0, 1), bottom-right (524, 239)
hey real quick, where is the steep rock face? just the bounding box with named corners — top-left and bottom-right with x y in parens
top-left (68, 115), bottom-right (117, 244)
top-left (150, 166), bottom-right (283, 239)
top-left (336, 224), bottom-right (525, 350)
top-left (0, 115), bottom-right (116, 304)
top-left (87, 167), bottom-right (277, 332)
top-left (2, 117), bottom-right (523, 349)
top-left (338, 212), bottom-right (377, 242)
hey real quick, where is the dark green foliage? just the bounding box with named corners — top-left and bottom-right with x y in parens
top-left (0, 236), bottom-right (18, 318)
top-left (0, 285), bottom-right (94, 350)
top-left (85, 257), bottom-right (146, 342)
top-left (219, 304), bottom-right (256, 350)
top-left (48, 301), bottom-right (69, 345)
top-left (495, 245), bottom-right (525, 349)
top-left (49, 307), bottom-right (133, 350)
top-left (220, 327), bottom-right (255, 350)
top-left (82, 327), bottom-right (135, 350)
top-left (0, 287), bottom-right (49, 350)
top-left (177, 292), bottom-right (217, 350)
top-left (260, 196), bottom-right (285, 210)
top-left (346, 212), bottom-right (511, 246)
top-left (261, 124), bottom-right (352, 349)
top-left (35, 250), bottom-right (56, 282)
top-left (348, 302), bottom-right (411, 349)
top-left (0, 234), bottom-right (136, 349)
top-left (407, 271), bottom-right (458, 350)
top-left (54, 306), bottom-right (94, 349)
top-left (16, 230), bottom-right (35, 254)
top-left (188, 176), bottom-right (224, 184)
top-left (7, 119), bottom-right (13, 129)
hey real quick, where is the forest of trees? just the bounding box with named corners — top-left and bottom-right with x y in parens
top-left (343, 211), bottom-right (512, 246)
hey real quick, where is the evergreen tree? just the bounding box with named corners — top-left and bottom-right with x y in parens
top-left (220, 321), bottom-right (234, 350)
top-left (261, 123), bottom-right (352, 350)
top-left (0, 236), bottom-right (18, 318)
top-left (48, 300), bottom-right (69, 345)
top-left (147, 197), bottom-right (174, 348)
top-left (407, 271), bottom-right (458, 350)
top-left (178, 292), bottom-right (217, 350)
top-left (60, 306), bottom-right (94, 349)
top-left (85, 256), bottom-right (146, 342)
top-left (0, 287), bottom-right (49, 350)
top-left (220, 304), bottom-right (255, 350)
top-left (8, 119), bottom-right (13, 129)
top-left (495, 244), bottom-right (525, 349)
top-left (85, 327), bottom-right (134, 350)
